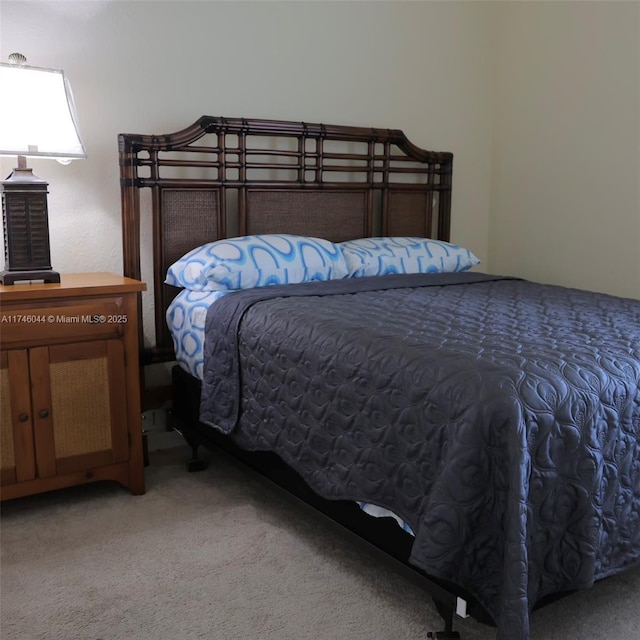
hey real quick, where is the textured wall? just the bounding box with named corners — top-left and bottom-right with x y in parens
top-left (489, 1), bottom-right (640, 299)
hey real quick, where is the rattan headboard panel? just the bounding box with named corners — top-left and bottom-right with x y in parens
top-left (386, 192), bottom-right (434, 237)
top-left (119, 116), bottom-right (453, 363)
top-left (246, 190), bottom-right (368, 242)
top-left (161, 189), bottom-right (221, 266)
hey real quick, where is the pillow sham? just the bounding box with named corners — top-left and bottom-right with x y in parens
top-left (166, 234), bottom-right (348, 291)
top-left (339, 236), bottom-right (480, 278)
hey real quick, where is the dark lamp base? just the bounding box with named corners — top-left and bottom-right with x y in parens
top-left (0, 269), bottom-right (61, 285)
top-left (2, 156), bottom-right (59, 287)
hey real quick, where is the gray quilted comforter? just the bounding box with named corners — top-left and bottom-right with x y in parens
top-left (200, 272), bottom-right (640, 640)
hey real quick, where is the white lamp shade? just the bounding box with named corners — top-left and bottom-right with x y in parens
top-left (0, 63), bottom-right (86, 160)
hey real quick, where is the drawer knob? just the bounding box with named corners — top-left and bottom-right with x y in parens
top-left (18, 413), bottom-right (29, 422)
top-left (39, 409), bottom-right (49, 419)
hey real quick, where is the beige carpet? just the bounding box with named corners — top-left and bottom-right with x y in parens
top-left (2, 439), bottom-right (639, 640)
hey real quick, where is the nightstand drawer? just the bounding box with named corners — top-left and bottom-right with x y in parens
top-left (0, 299), bottom-right (125, 346)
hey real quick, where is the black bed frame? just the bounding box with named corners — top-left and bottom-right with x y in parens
top-left (120, 116), bottom-right (485, 638)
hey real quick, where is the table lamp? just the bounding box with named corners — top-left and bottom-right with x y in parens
top-left (0, 53), bottom-right (86, 285)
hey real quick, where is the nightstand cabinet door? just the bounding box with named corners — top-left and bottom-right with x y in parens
top-left (0, 350), bottom-right (37, 485)
top-left (31, 340), bottom-right (129, 478)
top-left (1, 340), bottom-right (129, 487)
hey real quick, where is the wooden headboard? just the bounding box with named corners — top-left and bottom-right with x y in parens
top-left (119, 116), bottom-right (453, 364)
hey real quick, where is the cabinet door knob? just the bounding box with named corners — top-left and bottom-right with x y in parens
top-left (39, 409), bottom-right (49, 419)
top-left (18, 413), bottom-right (29, 422)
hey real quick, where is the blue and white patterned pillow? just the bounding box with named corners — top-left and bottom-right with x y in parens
top-left (166, 234), bottom-right (348, 291)
top-left (339, 237), bottom-right (480, 278)
top-left (166, 289), bottom-right (231, 379)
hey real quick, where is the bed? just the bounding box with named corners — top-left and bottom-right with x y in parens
top-left (119, 116), bottom-right (640, 640)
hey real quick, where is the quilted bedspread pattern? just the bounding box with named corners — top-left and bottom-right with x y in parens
top-left (200, 273), bottom-right (640, 640)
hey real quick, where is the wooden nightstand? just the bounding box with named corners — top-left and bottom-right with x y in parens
top-left (0, 273), bottom-right (147, 501)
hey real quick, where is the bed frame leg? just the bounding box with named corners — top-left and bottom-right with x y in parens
top-left (168, 409), bottom-right (210, 473)
top-left (184, 437), bottom-right (209, 473)
top-left (186, 453), bottom-right (209, 472)
top-left (426, 598), bottom-right (461, 639)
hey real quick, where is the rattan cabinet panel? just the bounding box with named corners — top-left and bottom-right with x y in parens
top-left (0, 273), bottom-right (146, 500)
